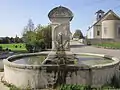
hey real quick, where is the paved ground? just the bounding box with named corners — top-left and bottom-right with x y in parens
top-left (0, 72), bottom-right (9, 90)
top-left (70, 40), bottom-right (120, 59)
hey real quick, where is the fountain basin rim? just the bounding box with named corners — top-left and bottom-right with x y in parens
top-left (74, 53), bottom-right (120, 68)
top-left (3, 52), bottom-right (120, 70)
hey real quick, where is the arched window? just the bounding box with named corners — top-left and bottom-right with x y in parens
top-left (99, 15), bottom-right (102, 19)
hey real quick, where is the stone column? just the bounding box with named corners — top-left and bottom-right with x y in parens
top-left (51, 23), bottom-right (70, 51)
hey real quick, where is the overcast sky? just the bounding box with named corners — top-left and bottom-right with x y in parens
top-left (0, 0), bottom-right (120, 37)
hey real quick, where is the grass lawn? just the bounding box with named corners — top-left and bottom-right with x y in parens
top-left (95, 42), bottom-right (120, 49)
top-left (0, 43), bottom-right (27, 51)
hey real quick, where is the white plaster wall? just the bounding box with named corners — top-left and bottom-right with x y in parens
top-left (87, 27), bottom-right (94, 39)
top-left (115, 21), bottom-right (120, 38)
top-left (102, 20), bottom-right (120, 38)
top-left (94, 25), bottom-right (102, 38)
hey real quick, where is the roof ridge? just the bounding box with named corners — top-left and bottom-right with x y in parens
top-left (103, 10), bottom-right (120, 20)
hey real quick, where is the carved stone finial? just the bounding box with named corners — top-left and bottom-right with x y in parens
top-left (48, 6), bottom-right (73, 21)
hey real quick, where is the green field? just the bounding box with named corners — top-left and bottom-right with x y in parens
top-left (95, 42), bottom-right (120, 49)
top-left (0, 43), bottom-right (26, 51)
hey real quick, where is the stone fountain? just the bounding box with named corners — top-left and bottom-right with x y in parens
top-left (2, 6), bottom-right (120, 89)
top-left (42, 6), bottom-right (75, 65)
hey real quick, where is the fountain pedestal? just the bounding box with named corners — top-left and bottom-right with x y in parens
top-left (42, 6), bottom-right (75, 64)
top-left (42, 51), bottom-right (75, 64)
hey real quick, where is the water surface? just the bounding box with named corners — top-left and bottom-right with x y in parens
top-left (13, 55), bottom-right (47, 65)
top-left (13, 54), bottom-right (113, 66)
top-left (77, 55), bottom-right (113, 66)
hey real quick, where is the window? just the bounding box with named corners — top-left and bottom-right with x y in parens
top-left (99, 15), bottom-right (102, 19)
top-left (104, 27), bottom-right (107, 35)
top-left (118, 27), bottom-right (120, 35)
top-left (97, 31), bottom-right (100, 36)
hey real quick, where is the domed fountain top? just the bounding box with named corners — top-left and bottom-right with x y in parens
top-left (48, 6), bottom-right (73, 21)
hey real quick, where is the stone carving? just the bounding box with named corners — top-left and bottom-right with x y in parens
top-left (46, 72), bottom-right (57, 88)
top-left (53, 9), bottom-right (68, 17)
top-left (54, 32), bottom-right (68, 51)
top-left (54, 32), bottom-right (67, 64)
top-left (53, 23), bottom-right (70, 50)
top-left (42, 6), bottom-right (74, 65)
top-left (48, 6), bottom-right (73, 20)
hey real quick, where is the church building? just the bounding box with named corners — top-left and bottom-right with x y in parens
top-left (87, 10), bottom-right (120, 39)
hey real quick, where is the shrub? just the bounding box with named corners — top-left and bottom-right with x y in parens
top-left (15, 45), bottom-right (18, 48)
top-left (59, 84), bottom-right (118, 90)
top-left (25, 43), bottom-right (34, 53)
top-left (60, 84), bottom-right (91, 90)
top-left (5, 48), bottom-right (9, 51)
top-left (34, 39), bottom-right (45, 51)
top-left (0, 46), bottom-right (2, 51)
top-left (25, 39), bottom-right (45, 53)
top-left (19, 46), bottom-right (22, 48)
top-left (9, 49), bottom-right (11, 51)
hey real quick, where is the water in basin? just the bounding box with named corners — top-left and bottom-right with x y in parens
top-left (13, 54), bottom-right (113, 66)
top-left (77, 55), bottom-right (113, 66)
top-left (13, 55), bottom-right (47, 65)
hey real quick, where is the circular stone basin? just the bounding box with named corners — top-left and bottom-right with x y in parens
top-left (12, 54), bottom-right (112, 66)
top-left (3, 52), bottom-right (120, 89)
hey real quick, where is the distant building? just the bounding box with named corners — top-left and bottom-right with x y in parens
top-left (87, 10), bottom-right (120, 39)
